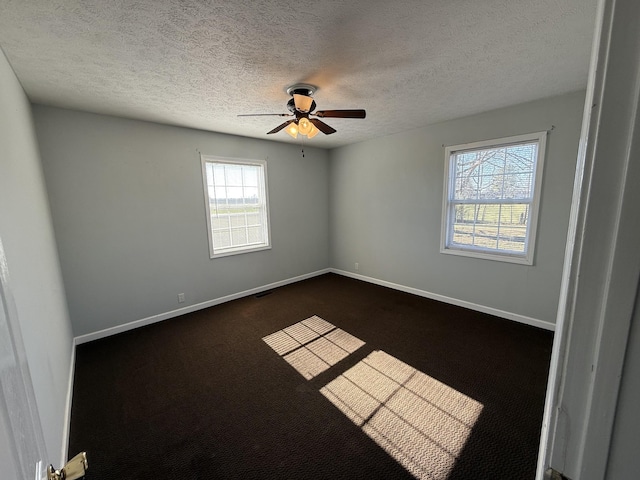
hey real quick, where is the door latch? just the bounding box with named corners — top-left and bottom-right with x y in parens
top-left (544, 467), bottom-right (571, 480)
top-left (47, 452), bottom-right (88, 480)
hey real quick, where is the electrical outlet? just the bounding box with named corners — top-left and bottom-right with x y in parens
top-left (178, 293), bottom-right (185, 303)
top-left (355, 262), bottom-right (359, 271)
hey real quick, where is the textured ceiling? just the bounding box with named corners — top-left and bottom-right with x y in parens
top-left (0, 0), bottom-right (597, 148)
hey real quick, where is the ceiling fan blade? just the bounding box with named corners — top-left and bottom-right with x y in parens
top-left (267, 119), bottom-right (295, 134)
top-left (293, 94), bottom-right (314, 113)
top-left (314, 109), bottom-right (366, 119)
top-left (310, 118), bottom-right (337, 135)
top-left (237, 113), bottom-right (292, 117)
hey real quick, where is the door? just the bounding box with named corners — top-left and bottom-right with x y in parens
top-left (537, 0), bottom-right (640, 478)
top-left (0, 237), bottom-right (48, 480)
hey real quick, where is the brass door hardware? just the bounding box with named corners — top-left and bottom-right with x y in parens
top-left (544, 468), bottom-right (571, 480)
top-left (47, 452), bottom-right (88, 480)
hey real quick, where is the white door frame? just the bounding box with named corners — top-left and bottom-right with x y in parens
top-left (0, 236), bottom-right (48, 479)
top-left (537, 0), bottom-right (640, 477)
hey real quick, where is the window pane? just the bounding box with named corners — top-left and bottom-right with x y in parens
top-left (231, 227), bottom-right (248, 246)
top-left (507, 173), bottom-right (534, 199)
top-left (473, 225), bottom-right (499, 250)
top-left (226, 186), bottom-right (243, 202)
top-left (225, 165), bottom-right (243, 186)
top-left (453, 204), bottom-right (475, 224)
top-left (213, 230), bottom-right (231, 249)
top-left (243, 167), bottom-right (258, 187)
top-left (213, 197), bottom-right (228, 213)
top-left (206, 163), bottom-right (214, 186)
top-left (213, 165), bottom-right (226, 186)
top-left (230, 214), bottom-right (246, 227)
top-left (497, 225), bottom-right (527, 252)
top-left (452, 228), bottom-right (474, 247)
top-left (244, 186), bottom-right (259, 203)
top-left (449, 203), bottom-right (530, 253)
top-left (452, 141), bottom-right (538, 202)
top-left (211, 215), bottom-right (230, 229)
top-left (247, 225), bottom-right (264, 244)
top-left (246, 212), bottom-right (261, 225)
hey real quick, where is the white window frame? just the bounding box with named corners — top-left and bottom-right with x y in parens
top-left (200, 155), bottom-right (271, 259)
top-left (440, 131), bottom-right (547, 265)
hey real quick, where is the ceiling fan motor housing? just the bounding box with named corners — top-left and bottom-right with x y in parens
top-left (287, 98), bottom-right (317, 116)
top-left (286, 83), bottom-right (317, 98)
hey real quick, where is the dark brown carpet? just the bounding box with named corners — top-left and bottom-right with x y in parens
top-left (68, 273), bottom-right (553, 479)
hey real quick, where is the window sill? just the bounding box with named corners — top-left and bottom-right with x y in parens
top-left (440, 246), bottom-right (533, 265)
top-left (210, 244), bottom-right (271, 259)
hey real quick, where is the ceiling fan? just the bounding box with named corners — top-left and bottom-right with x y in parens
top-left (238, 84), bottom-right (366, 138)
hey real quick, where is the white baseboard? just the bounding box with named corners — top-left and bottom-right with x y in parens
top-left (61, 338), bottom-right (76, 465)
top-left (74, 269), bottom-right (331, 345)
top-left (330, 269), bottom-right (555, 331)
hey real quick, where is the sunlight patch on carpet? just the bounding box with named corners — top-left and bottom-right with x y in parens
top-left (320, 351), bottom-right (483, 480)
top-left (262, 316), bottom-right (365, 379)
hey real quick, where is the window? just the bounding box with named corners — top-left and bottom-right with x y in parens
top-left (201, 156), bottom-right (271, 258)
top-left (441, 132), bottom-right (547, 264)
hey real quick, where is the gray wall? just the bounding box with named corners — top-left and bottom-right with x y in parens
top-left (329, 91), bottom-right (585, 325)
top-left (33, 92), bottom-right (583, 340)
top-left (0, 50), bottom-right (73, 464)
top-left (33, 106), bottom-right (330, 336)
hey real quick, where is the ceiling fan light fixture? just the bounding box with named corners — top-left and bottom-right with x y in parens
top-left (293, 93), bottom-right (314, 113)
top-left (285, 122), bottom-right (299, 138)
top-left (298, 117), bottom-right (312, 135)
top-left (307, 123), bottom-right (320, 138)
